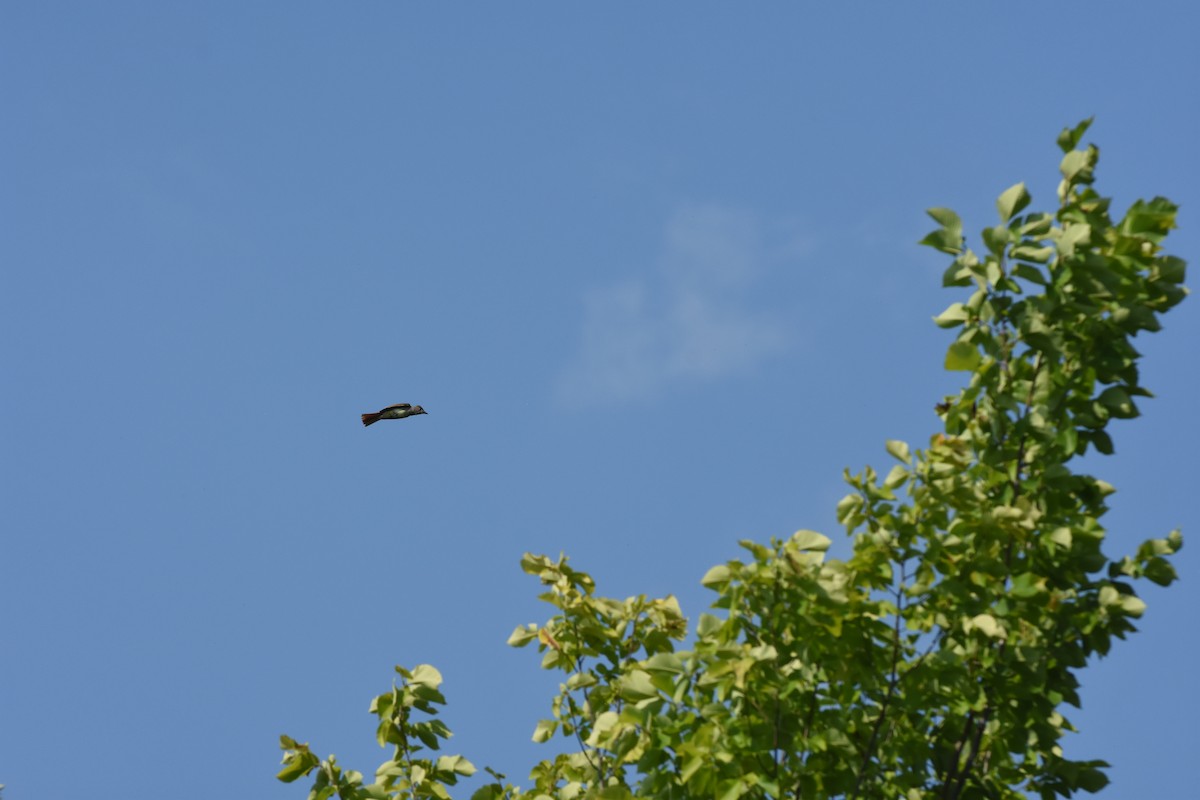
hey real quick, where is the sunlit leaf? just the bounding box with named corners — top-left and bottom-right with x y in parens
top-left (933, 303), bottom-right (970, 328)
top-left (997, 182), bottom-right (1032, 222)
top-left (791, 529), bottom-right (831, 552)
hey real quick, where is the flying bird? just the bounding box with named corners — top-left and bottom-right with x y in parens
top-left (362, 403), bottom-right (428, 427)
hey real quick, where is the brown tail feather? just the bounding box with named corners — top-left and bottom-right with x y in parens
top-left (362, 413), bottom-right (379, 426)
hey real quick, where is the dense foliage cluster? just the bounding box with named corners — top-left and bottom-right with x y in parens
top-left (278, 120), bottom-right (1187, 800)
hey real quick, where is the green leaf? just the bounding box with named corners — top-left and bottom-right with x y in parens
top-left (982, 225), bottom-right (1011, 256)
top-left (1012, 263), bottom-right (1048, 287)
top-left (696, 613), bottom-right (723, 637)
top-left (1120, 197), bottom-right (1178, 240)
top-left (274, 761), bottom-right (314, 784)
top-left (1143, 557), bottom-right (1178, 587)
top-left (1097, 386), bottom-right (1138, 418)
top-left (1168, 529), bottom-right (1184, 551)
top-left (584, 711), bottom-right (619, 747)
top-left (1010, 572), bottom-right (1045, 598)
top-left (413, 724), bottom-right (440, 750)
top-left (436, 755), bottom-right (477, 777)
top-left (506, 625), bottom-right (538, 647)
top-left (1048, 528), bottom-right (1073, 549)
top-left (717, 778), bottom-right (748, 800)
top-left (680, 755), bottom-right (704, 783)
top-left (618, 669), bottom-right (659, 701)
top-left (565, 672), bottom-right (597, 690)
top-left (1011, 244), bottom-right (1055, 264)
top-left (409, 664), bottom-right (443, 689)
top-left (1078, 765), bottom-right (1110, 793)
top-left (597, 786), bottom-right (634, 800)
top-left (643, 653), bottom-right (685, 674)
top-left (816, 562), bottom-right (851, 604)
top-left (933, 303), bottom-right (970, 328)
top-left (276, 740), bottom-right (319, 783)
top-left (926, 206), bottom-right (962, 231)
top-left (532, 719), bottom-right (557, 743)
top-left (740, 538), bottom-right (772, 561)
top-left (1060, 149), bottom-right (1092, 183)
top-left (885, 439), bottom-right (911, 463)
top-left (701, 564), bottom-right (731, 589)
top-left (920, 208), bottom-right (964, 254)
top-left (944, 341), bottom-right (982, 371)
top-left (997, 182), bottom-right (1031, 222)
top-left (967, 614), bottom-right (1004, 638)
top-left (791, 529), bottom-right (831, 552)
top-left (836, 493), bottom-right (861, 524)
top-left (1057, 223), bottom-right (1091, 259)
top-left (883, 464), bottom-right (909, 490)
top-left (1090, 430), bottom-right (1114, 455)
top-left (1156, 255), bottom-right (1187, 284)
top-left (1119, 594), bottom-right (1147, 617)
top-left (1019, 213), bottom-right (1054, 236)
top-left (1057, 117), bottom-right (1094, 152)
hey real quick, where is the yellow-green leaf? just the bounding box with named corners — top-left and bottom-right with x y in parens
top-left (945, 341), bottom-right (982, 371)
top-left (701, 564), bottom-right (731, 588)
top-left (997, 182), bottom-right (1031, 222)
top-left (410, 664), bottom-right (443, 689)
top-left (791, 529), bottom-right (831, 552)
top-left (967, 613), bottom-right (1004, 638)
top-left (933, 303), bottom-right (970, 328)
top-left (885, 439), bottom-right (912, 463)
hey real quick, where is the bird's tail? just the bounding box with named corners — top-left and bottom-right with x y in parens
top-left (361, 413), bottom-right (379, 427)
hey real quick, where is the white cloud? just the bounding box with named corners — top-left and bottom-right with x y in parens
top-left (556, 203), bottom-right (799, 406)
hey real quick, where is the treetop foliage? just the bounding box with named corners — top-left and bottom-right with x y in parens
top-left (278, 120), bottom-right (1187, 800)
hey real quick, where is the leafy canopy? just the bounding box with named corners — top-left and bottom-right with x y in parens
top-left (278, 120), bottom-right (1187, 800)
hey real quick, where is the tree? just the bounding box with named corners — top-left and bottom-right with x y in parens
top-left (277, 120), bottom-right (1187, 800)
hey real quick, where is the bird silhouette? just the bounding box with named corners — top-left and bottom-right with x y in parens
top-left (362, 403), bottom-right (428, 427)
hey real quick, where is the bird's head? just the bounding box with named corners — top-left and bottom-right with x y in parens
top-left (411, 405), bottom-right (427, 415)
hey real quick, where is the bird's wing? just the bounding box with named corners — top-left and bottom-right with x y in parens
top-left (382, 403), bottom-right (412, 412)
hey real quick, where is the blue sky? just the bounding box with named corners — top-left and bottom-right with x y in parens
top-left (3, 3), bottom-right (1197, 798)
